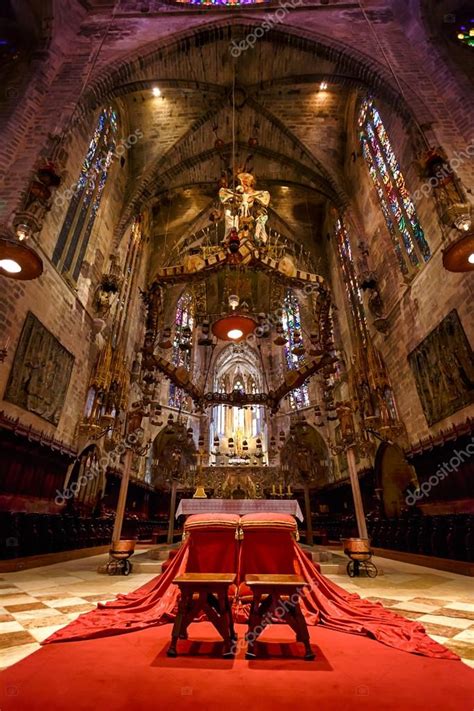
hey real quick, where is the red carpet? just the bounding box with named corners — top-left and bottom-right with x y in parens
top-left (1, 622), bottom-right (473, 711)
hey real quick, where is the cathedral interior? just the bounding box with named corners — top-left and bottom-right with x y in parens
top-left (0, 0), bottom-right (473, 707)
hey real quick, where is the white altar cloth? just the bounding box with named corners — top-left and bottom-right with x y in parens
top-left (175, 498), bottom-right (304, 521)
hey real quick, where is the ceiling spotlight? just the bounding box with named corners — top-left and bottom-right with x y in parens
top-left (468, 253), bottom-right (474, 264)
top-left (227, 329), bottom-right (244, 340)
top-left (152, 86), bottom-right (161, 97)
top-left (0, 259), bottom-right (21, 274)
top-left (319, 81), bottom-right (328, 91)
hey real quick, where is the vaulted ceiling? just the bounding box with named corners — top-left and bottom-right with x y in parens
top-left (4, 0), bottom-right (471, 271)
top-left (109, 35), bottom-right (364, 265)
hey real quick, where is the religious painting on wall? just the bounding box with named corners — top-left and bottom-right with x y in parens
top-left (408, 309), bottom-right (474, 426)
top-left (4, 312), bottom-right (75, 426)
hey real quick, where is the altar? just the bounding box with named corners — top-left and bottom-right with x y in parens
top-left (175, 498), bottom-right (304, 521)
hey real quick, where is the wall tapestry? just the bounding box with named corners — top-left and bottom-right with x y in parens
top-left (408, 309), bottom-right (474, 426)
top-left (4, 312), bottom-right (75, 425)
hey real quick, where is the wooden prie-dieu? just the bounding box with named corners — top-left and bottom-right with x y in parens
top-left (244, 574), bottom-right (315, 660)
top-left (167, 573), bottom-right (237, 657)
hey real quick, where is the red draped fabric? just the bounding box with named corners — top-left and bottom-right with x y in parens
top-left (186, 513), bottom-right (240, 573)
top-left (44, 513), bottom-right (457, 659)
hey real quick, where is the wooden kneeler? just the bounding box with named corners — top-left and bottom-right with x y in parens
top-left (244, 574), bottom-right (315, 661)
top-left (167, 573), bottom-right (237, 658)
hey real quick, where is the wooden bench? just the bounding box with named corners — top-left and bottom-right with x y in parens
top-left (244, 574), bottom-right (315, 660)
top-left (167, 573), bottom-right (237, 657)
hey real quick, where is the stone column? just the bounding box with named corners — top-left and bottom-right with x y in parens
top-left (346, 446), bottom-right (368, 539)
top-left (167, 479), bottom-right (178, 544)
top-left (303, 481), bottom-right (314, 546)
top-left (111, 448), bottom-right (133, 543)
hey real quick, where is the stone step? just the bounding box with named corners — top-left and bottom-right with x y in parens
top-left (319, 563), bottom-right (346, 574)
top-left (132, 560), bottom-right (164, 574)
top-left (311, 550), bottom-right (334, 563)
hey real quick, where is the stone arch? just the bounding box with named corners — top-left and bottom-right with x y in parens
top-left (77, 21), bottom-right (435, 128)
top-left (374, 441), bottom-right (418, 518)
top-left (63, 443), bottom-right (106, 511)
top-left (213, 341), bottom-right (264, 390)
top-left (280, 422), bottom-right (330, 487)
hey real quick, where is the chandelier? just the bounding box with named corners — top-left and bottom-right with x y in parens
top-left (211, 314), bottom-right (257, 342)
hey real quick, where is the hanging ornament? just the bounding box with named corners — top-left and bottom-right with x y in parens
top-left (228, 227), bottom-right (240, 253)
top-left (314, 406), bottom-right (324, 428)
top-left (198, 319), bottom-right (213, 346)
top-left (165, 413), bottom-right (174, 433)
top-left (292, 330), bottom-right (305, 355)
top-left (274, 321), bottom-right (288, 346)
top-left (158, 326), bottom-right (173, 349)
top-left (292, 344), bottom-right (305, 356)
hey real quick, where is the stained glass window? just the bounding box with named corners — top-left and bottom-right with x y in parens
top-left (335, 218), bottom-right (368, 345)
top-left (281, 289), bottom-right (309, 410)
top-left (358, 97), bottom-right (430, 275)
top-left (169, 291), bottom-right (194, 409)
top-left (455, 16), bottom-right (474, 47)
top-left (176, 0), bottom-right (266, 5)
top-left (53, 106), bottom-right (118, 281)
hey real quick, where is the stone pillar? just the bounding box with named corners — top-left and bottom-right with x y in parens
top-left (303, 481), bottom-right (314, 546)
top-left (167, 479), bottom-right (178, 544)
top-left (346, 446), bottom-right (368, 539)
top-left (111, 448), bottom-right (133, 543)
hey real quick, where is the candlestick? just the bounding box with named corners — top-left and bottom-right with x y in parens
top-left (279, 483), bottom-right (283, 495)
top-left (287, 484), bottom-right (292, 495)
top-left (271, 484), bottom-right (276, 495)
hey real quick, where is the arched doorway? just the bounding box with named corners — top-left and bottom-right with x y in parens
top-left (374, 442), bottom-right (418, 518)
top-left (210, 343), bottom-right (267, 464)
top-left (149, 422), bottom-right (196, 543)
top-left (280, 423), bottom-right (331, 544)
top-left (65, 445), bottom-right (104, 514)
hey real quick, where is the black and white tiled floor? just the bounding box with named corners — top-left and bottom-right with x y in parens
top-left (0, 553), bottom-right (156, 668)
top-left (0, 552), bottom-right (473, 669)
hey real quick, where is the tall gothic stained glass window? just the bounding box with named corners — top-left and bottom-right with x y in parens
top-left (169, 291), bottom-right (194, 409)
top-left (282, 289), bottom-right (309, 410)
top-left (176, 0), bottom-right (266, 5)
top-left (335, 218), bottom-right (368, 345)
top-left (53, 106), bottom-right (118, 281)
top-left (358, 98), bottom-right (430, 275)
